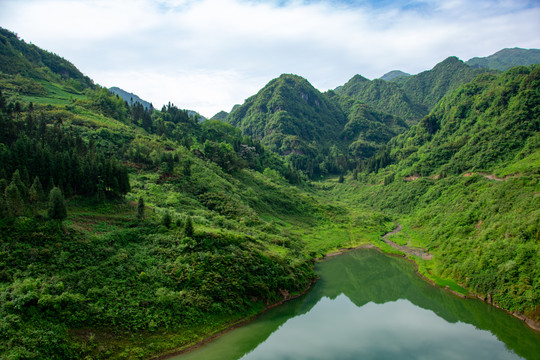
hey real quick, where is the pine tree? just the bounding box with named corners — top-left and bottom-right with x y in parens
top-left (28, 176), bottom-right (44, 204)
top-left (0, 179), bottom-right (7, 196)
top-left (11, 170), bottom-right (27, 199)
top-left (5, 182), bottom-right (24, 217)
top-left (47, 187), bottom-right (67, 220)
top-left (137, 197), bottom-right (145, 220)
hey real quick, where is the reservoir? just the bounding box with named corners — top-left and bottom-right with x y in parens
top-left (172, 249), bottom-right (540, 360)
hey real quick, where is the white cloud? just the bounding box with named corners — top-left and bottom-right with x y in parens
top-left (1, 0), bottom-right (539, 117)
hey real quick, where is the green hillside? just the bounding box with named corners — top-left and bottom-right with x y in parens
top-left (340, 65), bottom-right (540, 323)
top-left (337, 57), bottom-right (488, 125)
top-left (336, 74), bottom-right (424, 125)
top-left (226, 75), bottom-right (409, 177)
top-left (397, 56), bottom-right (488, 111)
top-left (0, 28), bottom-right (92, 92)
top-left (467, 48), bottom-right (540, 71)
top-left (0, 29), bottom-right (393, 359)
top-left (387, 65), bottom-right (539, 177)
top-left (227, 74), bottom-right (347, 154)
top-left (326, 91), bottom-right (409, 160)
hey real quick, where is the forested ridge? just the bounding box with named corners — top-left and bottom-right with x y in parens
top-left (1, 26), bottom-right (539, 359)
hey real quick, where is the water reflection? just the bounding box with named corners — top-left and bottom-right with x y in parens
top-left (173, 249), bottom-right (540, 360)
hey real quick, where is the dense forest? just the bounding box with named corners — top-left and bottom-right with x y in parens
top-left (0, 26), bottom-right (539, 359)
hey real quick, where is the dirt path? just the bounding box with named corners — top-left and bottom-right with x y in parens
top-left (382, 224), bottom-right (432, 260)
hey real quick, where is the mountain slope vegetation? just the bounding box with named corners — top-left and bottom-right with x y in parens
top-left (338, 65), bottom-right (540, 323)
top-left (336, 74), bottom-right (424, 125)
top-left (0, 28), bottom-right (92, 92)
top-left (337, 57), bottom-right (488, 125)
top-left (467, 47), bottom-right (540, 71)
top-left (227, 74), bottom-right (347, 155)
top-left (226, 74), bottom-right (409, 178)
top-left (0, 28), bottom-right (391, 359)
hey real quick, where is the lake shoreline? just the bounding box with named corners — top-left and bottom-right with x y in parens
top-left (152, 244), bottom-right (380, 359)
top-left (150, 231), bottom-right (539, 359)
top-left (150, 278), bottom-right (318, 360)
top-left (380, 224), bottom-right (540, 333)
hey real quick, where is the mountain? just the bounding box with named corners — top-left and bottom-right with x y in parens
top-left (226, 74), bottom-right (409, 177)
top-left (380, 70), bottom-right (410, 81)
top-left (338, 57), bottom-right (488, 125)
top-left (0, 27), bottom-right (92, 91)
top-left (2, 25), bottom-right (539, 359)
top-left (353, 65), bottom-right (540, 323)
top-left (386, 65), bottom-right (539, 177)
top-left (226, 74), bottom-right (347, 155)
top-left (0, 30), bottom-right (333, 359)
top-left (467, 47), bottom-right (540, 71)
top-left (327, 91), bottom-right (409, 159)
top-left (211, 110), bottom-right (229, 120)
top-left (336, 74), bottom-right (425, 125)
top-left (397, 56), bottom-right (488, 110)
top-left (109, 86), bottom-right (152, 109)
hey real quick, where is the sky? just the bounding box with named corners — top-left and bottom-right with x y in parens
top-left (1, 0), bottom-right (540, 117)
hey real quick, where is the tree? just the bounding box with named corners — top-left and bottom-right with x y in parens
top-left (47, 187), bottom-right (67, 220)
top-left (162, 211), bottom-right (171, 228)
top-left (11, 170), bottom-right (27, 199)
top-left (28, 176), bottom-right (44, 205)
top-left (0, 192), bottom-right (6, 217)
top-left (183, 159), bottom-right (192, 178)
top-left (137, 197), bottom-right (145, 220)
top-left (184, 216), bottom-right (194, 238)
top-left (5, 182), bottom-right (24, 217)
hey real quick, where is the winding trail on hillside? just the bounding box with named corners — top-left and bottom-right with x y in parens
top-left (382, 224), bottom-right (432, 260)
top-left (463, 172), bottom-right (518, 181)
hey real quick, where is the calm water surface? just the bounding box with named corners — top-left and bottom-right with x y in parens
top-left (172, 249), bottom-right (540, 360)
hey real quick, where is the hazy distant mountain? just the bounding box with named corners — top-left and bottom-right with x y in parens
top-left (186, 110), bottom-right (206, 121)
top-left (466, 48), bottom-right (540, 71)
top-left (109, 86), bottom-right (152, 109)
top-left (379, 70), bottom-right (410, 81)
top-left (212, 110), bottom-right (229, 120)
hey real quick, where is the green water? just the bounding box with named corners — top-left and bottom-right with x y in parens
top-left (172, 249), bottom-right (540, 360)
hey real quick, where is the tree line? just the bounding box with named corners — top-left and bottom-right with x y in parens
top-left (0, 90), bottom-right (130, 219)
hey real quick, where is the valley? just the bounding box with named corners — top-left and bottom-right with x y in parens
top-left (0, 26), bottom-right (539, 359)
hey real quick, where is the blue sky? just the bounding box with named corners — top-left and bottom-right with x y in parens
top-left (1, 0), bottom-right (539, 117)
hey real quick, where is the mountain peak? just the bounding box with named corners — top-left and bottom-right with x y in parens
top-left (379, 70), bottom-right (410, 81)
top-left (466, 47), bottom-right (540, 71)
top-left (225, 73), bottom-right (346, 155)
top-left (109, 86), bottom-right (152, 109)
